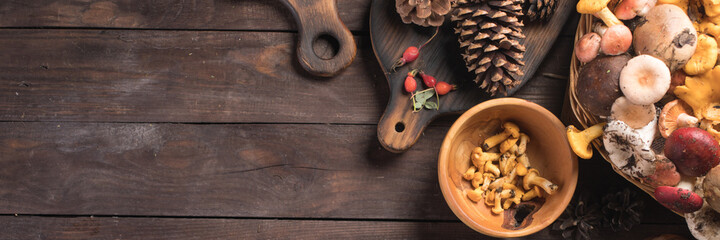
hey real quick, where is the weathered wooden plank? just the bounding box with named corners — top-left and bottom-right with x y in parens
top-left (0, 216), bottom-right (692, 239)
top-left (0, 29), bottom-right (573, 123)
top-left (0, 0), bottom-right (371, 32)
top-left (0, 122), bottom-right (686, 224)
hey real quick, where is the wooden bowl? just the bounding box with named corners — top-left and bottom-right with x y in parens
top-left (438, 98), bottom-right (578, 238)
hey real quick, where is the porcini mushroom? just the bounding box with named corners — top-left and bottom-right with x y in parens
top-left (633, 4), bottom-right (697, 71)
top-left (603, 119), bottom-right (657, 178)
top-left (683, 33), bottom-right (718, 75)
top-left (619, 55), bottom-right (671, 105)
top-left (686, 204), bottom-right (720, 240)
top-left (576, 55), bottom-right (631, 116)
top-left (614, 0), bottom-right (657, 19)
top-left (577, 0), bottom-right (623, 26)
top-left (703, 165), bottom-right (720, 213)
top-left (482, 122), bottom-right (520, 150)
top-left (523, 168), bottom-right (558, 194)
top-left (659, 99), bottom-right (699, 138)
top-left (575, 32), bottom-right (602, 63)
top-left (610, 96), bottom-right (657, 129)
top-left (566, 122), bottom-right (607, 159)
top-left (600, 24), bottom-right (633, 55)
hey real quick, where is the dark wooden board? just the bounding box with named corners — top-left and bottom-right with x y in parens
top-left (281, 0), bottom-right (356, 76)
top-left (0, 0), bottom-right (371, 32)
top-left (370, 0), bottom-right (575, 152)
top-left (0, 29), bottom-right (572, 123)
top-left (1, 216), bottom-right (691, 239)
top-left (0, 122), bottom-right (686, 224)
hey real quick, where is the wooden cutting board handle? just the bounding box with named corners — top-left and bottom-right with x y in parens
top-left (281, 0), bottom-right (357, 77)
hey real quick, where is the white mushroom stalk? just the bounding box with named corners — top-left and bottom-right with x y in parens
top-left (603, 119), bottom-right (658, 178)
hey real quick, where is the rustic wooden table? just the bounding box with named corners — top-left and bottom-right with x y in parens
top-left (0, 0), bottom-right (695, 239)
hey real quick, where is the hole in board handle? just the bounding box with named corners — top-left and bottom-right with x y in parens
top-left (395, 122), bottom-right (405, 133)
top-left (313, 34), bottom-right (340, 60)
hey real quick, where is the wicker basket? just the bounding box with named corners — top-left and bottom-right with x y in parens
top-left (568, 15), bottom-right (659, 198)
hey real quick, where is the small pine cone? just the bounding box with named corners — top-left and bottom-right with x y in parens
top-left (452, 0), bottom-right (526, 96)
top-left (396, 0), bottom-right (452, 27)
top-left (601, 188), bottom-right (644, 232)
top-left (523, 0), bottom-right (557, 22)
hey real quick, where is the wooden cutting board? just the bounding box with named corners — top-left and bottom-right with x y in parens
top-left (371, 0), bottom-right (574, 153)
top-left (281, 0), bottom-right (357, 77)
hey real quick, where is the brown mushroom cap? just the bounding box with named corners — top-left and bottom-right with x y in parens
top-left (619, 55), bottom-right (671, 105)
top-left (576, 54), bottom-right (632, 116)
top-left (659, 99), bottom-right (698, 138)
top-left (611, 96), bottom-right (656, 128)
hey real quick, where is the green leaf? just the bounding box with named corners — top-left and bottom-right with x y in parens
top-left (415, 89), bottom-right (434, 103)
top-left (413, 100), bottom-right (423, 110)
top-left (424, 101), bottom-right (438, 110)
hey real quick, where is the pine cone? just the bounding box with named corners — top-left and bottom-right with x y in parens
top-left (552, 193), bottom-right (602, 240)
top-left (601, 188), bottom-right (644, 232)
top-left (523, 0), bottom-right (556, 22)
top-left (396, 0), bottom-right (452, 27)
top-left (452, 0), bottom-right (526, 96)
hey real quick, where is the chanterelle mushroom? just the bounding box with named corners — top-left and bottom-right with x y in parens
top-left (683, 33), bottom-right (718, 75)
top-left (675, 66), bottom-right (720, 121)
top-left (611, 96), bottom-right (657, 129)
top-left (659, 99), bottom-right (699, 138)
top-left (619, 55), bottom-right (671, 105)
top-left (603, 119), bottom-right (657, 178)
top-left (567, 122), bottom-right (607, 159)
top-left (577, 0), bottom-right (623, 26)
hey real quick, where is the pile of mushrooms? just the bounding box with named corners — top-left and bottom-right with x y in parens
top-left (568, 0), bottom-right (720, 238)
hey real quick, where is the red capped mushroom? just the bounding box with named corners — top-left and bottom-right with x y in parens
top-left (654, 186), bottom-right (703, 213)
top-left (664, 127), bottom-right (720, 177)
top-left (659, 99), bottom-right (699, 138)
top-left (575, 32), bottom-right (602, 63)
top-left (614, 0), bottom-right (657, 20)
top-left (600, 24), bottom-right (633, 55)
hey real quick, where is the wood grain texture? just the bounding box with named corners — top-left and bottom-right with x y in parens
top-left (371, 0), bottom-right (575, 152)
top-left (281, 0), bottom-right (357, 76)
top-left (0, 29), bottom-right (570, 124)
top-left (0, 0), bottom-right (371, 32)
top-left (0, 216), bottom-right (692, 240)
top-left (0, 122), bottom-right (686, 225)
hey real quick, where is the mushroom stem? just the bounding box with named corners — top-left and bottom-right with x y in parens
top-left (488, 176), bottom-right (507, 190)
top-left (522, 186), bottom-right (543, 201)
top-left (517, 133), bottom-right (530, 155)
top-left (471, 147), bottom-right (500, 169)
top-left (471, 172), bottom-right (483, 189)
top-left (482, 122), bottom-right (520, 150)
top-left (463, 166), bottom-right (477, 180)
top-left (523, 169), bottom-right (559, 194)
top-left (481, 173), bottom-right (495, 191)
top-left (484, 161), bottom-right (501, 177)
top-left (567, 123), bottom-right (607, 159)
top-left (678, 113), bottom-right (699, 128)
top-left (596, 7), bottom-right (623, 26)
top-left (517, 154), bottom-right (531, 168)
top-left (500, 136), bottom-right (519, 154)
